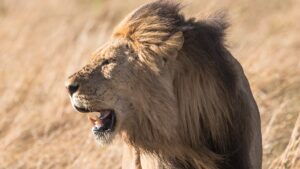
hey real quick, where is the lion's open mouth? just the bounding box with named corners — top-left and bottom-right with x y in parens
top-left (88, 110), bottom-right (116, 133)
top-left (74, 106), bottom-right (116, 133)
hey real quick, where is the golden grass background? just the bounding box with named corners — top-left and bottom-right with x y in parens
top-left (0, 0), bottom-right (299, 168)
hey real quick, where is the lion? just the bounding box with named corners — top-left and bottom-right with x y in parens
top-left (65, 1), bottom-right (262, 169)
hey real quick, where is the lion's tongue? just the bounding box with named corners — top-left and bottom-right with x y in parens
top-left (88, 111), bottom-right (111, 128)
top-left (89, 116), bottom-right (103, 128)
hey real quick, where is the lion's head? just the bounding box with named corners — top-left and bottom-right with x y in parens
top-left (66, 1), bottom-right (261, 168)
top-left (66, 1), bottom-right (185, 147)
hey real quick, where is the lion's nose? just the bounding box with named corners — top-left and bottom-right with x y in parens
top-left (65, 79), bottom-right (79, 96)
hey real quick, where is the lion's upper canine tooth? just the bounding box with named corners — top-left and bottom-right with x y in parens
top-left (100, 110), bottom-right (111, 119)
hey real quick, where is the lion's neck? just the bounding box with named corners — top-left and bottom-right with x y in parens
top-left (122, 143), bottom-right (198, 169)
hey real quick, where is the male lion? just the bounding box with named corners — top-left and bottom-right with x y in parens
top-left (65, 1), bottom-right (262, 169)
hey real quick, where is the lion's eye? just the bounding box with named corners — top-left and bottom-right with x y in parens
top-left (102, 60), bottom-right (110, 66)
top-left (101, 58), bottom-right (116, 66)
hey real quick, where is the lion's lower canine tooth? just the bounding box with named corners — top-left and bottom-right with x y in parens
top-left (95, 120), bottom-right (103, 125)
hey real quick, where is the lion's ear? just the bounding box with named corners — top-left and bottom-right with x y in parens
top-left (148, 31), bottom-right (184, 60)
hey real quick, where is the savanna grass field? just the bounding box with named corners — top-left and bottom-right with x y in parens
top-left (0, 0), bottom-right (299, 168)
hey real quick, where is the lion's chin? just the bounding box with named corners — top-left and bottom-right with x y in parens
top-left (92, 130), bottom-right (115, 146)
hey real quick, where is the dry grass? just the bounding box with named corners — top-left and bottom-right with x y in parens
top-left (0, 0), bottom-right (299, 168)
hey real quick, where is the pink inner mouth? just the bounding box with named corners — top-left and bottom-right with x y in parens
top-left (88, 110), bottom-right (116, 132)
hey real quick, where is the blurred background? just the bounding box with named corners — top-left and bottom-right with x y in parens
top-left (0, 0), bottom-right (299, 168)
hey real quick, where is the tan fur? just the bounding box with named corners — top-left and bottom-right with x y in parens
top-left (66, 1), bottom-right (262, 169)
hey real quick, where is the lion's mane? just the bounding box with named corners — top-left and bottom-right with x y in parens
top-left (113, 1), bottom-right (262, 169)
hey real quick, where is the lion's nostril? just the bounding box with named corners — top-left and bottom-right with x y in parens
top-left (67, 83), bottom-right (79, 96)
